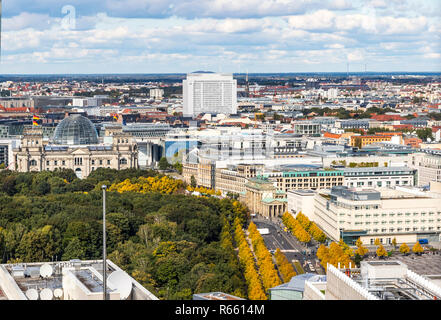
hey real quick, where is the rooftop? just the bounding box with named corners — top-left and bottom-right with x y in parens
top-left (0, 259), bottom-right (158, 300)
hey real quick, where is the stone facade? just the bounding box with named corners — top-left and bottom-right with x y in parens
top-left (13, 127), bottom-right (138, 178)
top-left (244, 176), bottom-right (286, 219)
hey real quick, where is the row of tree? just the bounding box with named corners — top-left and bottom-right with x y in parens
top-left (281, 212), bottom-right (311, 243)
top-left (247, 222), bottom-right (282, 290)
top-left (108, 176), bottom-right (184, 194)
top-left (295, 212), bottom-right (327, 243)
top-left (233, 218), bottom-right (267, 300)
top-left (186, 186), bottom-right (222, 196)
top-left (316, 241), bottom-right (355, 271)
top-left (220, 217), bottom-right (247, 298)
top-left (274, 248), bottom-right (296, 283)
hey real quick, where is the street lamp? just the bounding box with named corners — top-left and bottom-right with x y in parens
top-left (102, 184), bottom-right (107, 300)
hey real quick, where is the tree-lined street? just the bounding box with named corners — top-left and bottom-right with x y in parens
top-left (251, 216), bottom-right (325, 275)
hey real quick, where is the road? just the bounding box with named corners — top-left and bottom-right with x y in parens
top-left (251, 216), bottom-right (325, 275)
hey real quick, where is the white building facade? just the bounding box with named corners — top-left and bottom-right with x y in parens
top-left (288, 185), bottom-right (441, 244)
top-left (183, 73), bottom-right (237, 117)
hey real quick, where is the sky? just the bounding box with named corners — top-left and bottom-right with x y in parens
top-left (1, 0), bottom-right (440, 74)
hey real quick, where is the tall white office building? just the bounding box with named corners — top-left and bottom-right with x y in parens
top-left (183, 73), bottom-right (237, 118)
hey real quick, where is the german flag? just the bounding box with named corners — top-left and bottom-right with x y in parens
top-left (33, 114), bottom-right (40, 126)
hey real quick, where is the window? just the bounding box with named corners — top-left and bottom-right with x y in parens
top-left (92, 160), bottom-right (95, 165)
top-left (30, 160), bottom-right (37, 166)
top-left (46, 161), bottom-right (50, 166)
top-left (99, 160), bottom-right (103, 165)
top-left (119, 158), bottom-right (127, 165)
top-left (62, 160), bottom-right (65, 165)
top-left (107, 160), bottom-right (111, 165)
top-left (54, 160), bottom-right (57, 166)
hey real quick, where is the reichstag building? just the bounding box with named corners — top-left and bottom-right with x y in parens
top-left (14, 114), bottom-right (138, 178)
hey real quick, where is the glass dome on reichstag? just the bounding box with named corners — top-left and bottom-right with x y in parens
top-left (52, 114), bottom-right (99, 145)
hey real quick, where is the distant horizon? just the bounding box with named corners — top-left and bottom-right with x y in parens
top-left (0, 71), bottom-right (440, 76)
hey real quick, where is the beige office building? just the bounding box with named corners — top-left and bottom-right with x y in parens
top-left (288, 185), bottom-right (441, 244)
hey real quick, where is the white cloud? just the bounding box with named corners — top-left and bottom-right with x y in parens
top-left (424, 52), bottom-right (441, 59)
top-left (347, 49), bottom-right (365, 62)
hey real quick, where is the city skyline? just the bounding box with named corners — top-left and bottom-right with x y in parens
top-left (0, 0), bottom-right (440, 74)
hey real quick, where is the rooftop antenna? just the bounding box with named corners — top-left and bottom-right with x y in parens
top-left (26, 288), bottom-right (39, 300)
top-left (40, 263), bottom-right (53, 278)
top-left (107, 271), bottom-right (132, 300)
top-left (53, 288), bottom-right (63, 300)
top-left (40, 288), bottom-right (53, 300)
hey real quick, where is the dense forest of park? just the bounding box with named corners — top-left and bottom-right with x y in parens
top-left (0, 168), bottom-right (249, 299)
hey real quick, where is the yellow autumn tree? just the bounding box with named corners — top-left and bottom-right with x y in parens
top-left (316, 242), bottom-right (354, 270)
top-left (355, 238), bottom-right (369, 257)
top-left (274, 248), bottom-right (296, 282)
top-left (109, 176), bottom-right (184, 194)
top-left (376, 244), bottom-right (388, 258)
top-left (233, 218), bottom-right (267, 300)
top-left (248, 222), bottom-right (282, 290)
top-left (338, 239), bottom-right (354, 257)
top-left (282, 212), bottom-right (311, 244)
top-left (399, 243), bottom-right (410, 255)
top-left (412, 242), bottom-right (424, 255)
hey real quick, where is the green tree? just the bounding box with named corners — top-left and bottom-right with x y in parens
top-left (62, 237), bottom-right (87, 260)
top-left (190, 175), bottom-right (197, 188)
top-left (48, 176), bottom-right (67, 194)
top-left (17, 225), bottom-right (61, 262)
top-left (107, 212), bottom-right (131, 240)
top-left (2, 175), bottom-right (17, 196)
top-left (158, 157), bottom-right (170, 170)
top-left (416, 128), bottom-right (433, 141)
